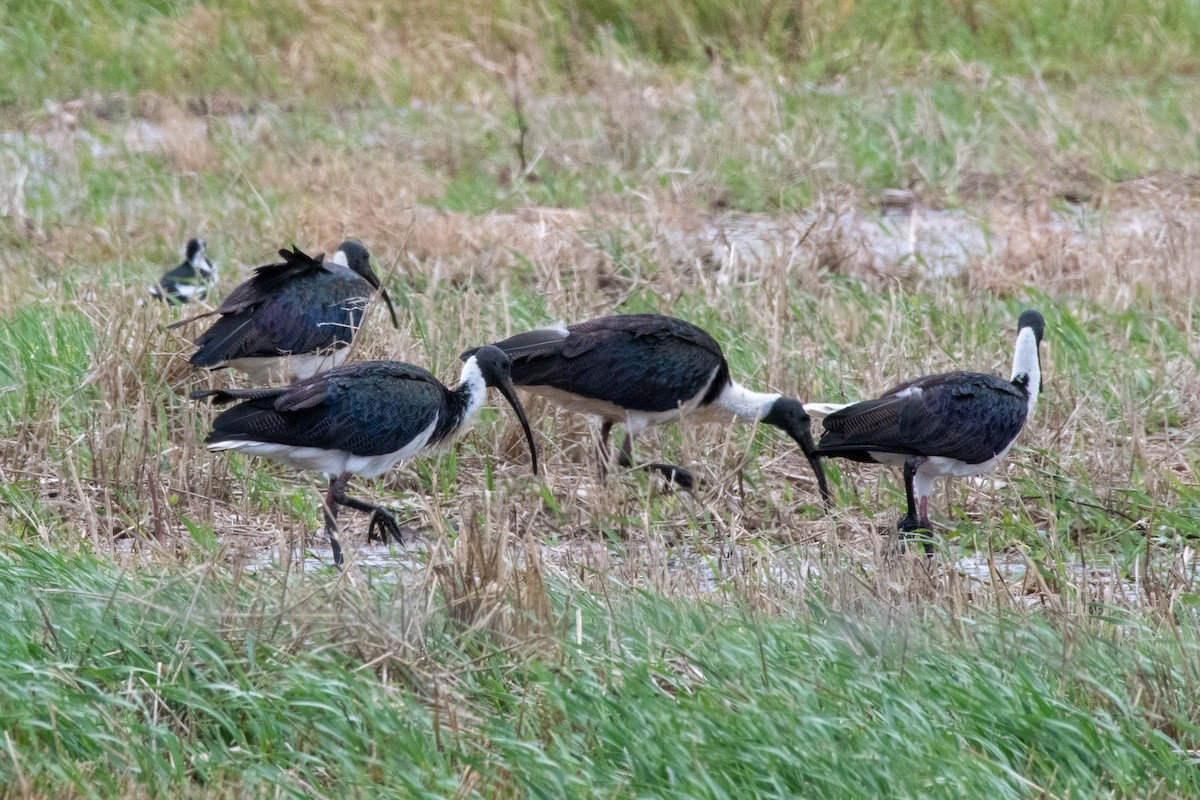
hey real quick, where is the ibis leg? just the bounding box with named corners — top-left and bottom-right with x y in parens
top-left (620, 432), bottom-right (697, 491)
top-left (617, 432), bottom-right (634, 468)
top-left (896, 456), bottom-right (933, 555)
top-left (329, 472), bottom-right (405, 546)
top-left (322, 480), bottom-right (345, 568)
top-left (598, 421), bottom-right (614, 481)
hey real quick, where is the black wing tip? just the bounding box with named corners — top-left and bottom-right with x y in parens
top-left (167, 301), bottom-right (223, 329)
top-left (459, 346), bottom-right (481, 362)
top-left (191, 385), bottom-right (285, 406)
top-left (190, 388), bottom-right (230, 404)
top-left (277, 245), bottom-right (323, 264)
top-left (187, 353), bottom-right (223, 369)
top-left (190, 387), bottom-right (259, 405)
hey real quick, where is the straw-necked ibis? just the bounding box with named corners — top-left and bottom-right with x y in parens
top-left (810, 309), bottom-right (1045, 551)
top-left (176, 241), bottom-right (398, 384)
top-left (465, 313), bottom-right (830, 505)
top-left (191, 345), bottom-right (538, 566)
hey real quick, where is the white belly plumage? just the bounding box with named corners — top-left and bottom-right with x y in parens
top-left (208, 419), bottom-right (439, 479)
top-left (866, 441), bottom-right (1015, 477)
top-left (865, 443), bottom-right (1016, 507)
top-left (519, 368), bottom-right (720, 435)
top-left (224, 348), bottom-right (351, 384)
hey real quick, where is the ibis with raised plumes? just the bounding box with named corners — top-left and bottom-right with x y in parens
top-left (150, 237), bottom-right (217, 304)
top-left (191, 345), bottom-right (538, 566)
top-left (464, 313), bottom-right (830, 504)
top-left (810, 309), bottom-right (1045, 551)
top-left (176, 241), bottom-right (399, 384)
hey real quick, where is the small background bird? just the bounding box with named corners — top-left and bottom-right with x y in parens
top-left (150, 238), bottom-right (217, 305)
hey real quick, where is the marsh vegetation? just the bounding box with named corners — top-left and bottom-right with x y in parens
top-left (2, 1), bottom-right (1200, 796)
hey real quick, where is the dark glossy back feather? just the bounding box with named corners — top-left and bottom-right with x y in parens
top-left (479, 314), bottom-right (731, 414)
top-left (189, 247), bottom-right (375, 366)
top-left (213, 247), bottom-right (330, 315)
top-left (817, 372), bottom-right (1029, 465)
top-left (200, 361), bottom-right (453, 456)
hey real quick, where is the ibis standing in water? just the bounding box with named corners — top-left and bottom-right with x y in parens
top-left (810, 309), bottom-right (1045, 551)
top-left (176, 241), bottom-right (399, 384)
top-left (150, 237), bottom-right (217, 304)
top-left (465, 314), bottom-right (830, 505)
top-left (191, 346), bottom-right (538, 566)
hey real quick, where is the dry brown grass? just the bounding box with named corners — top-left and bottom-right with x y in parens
top-left (2, 57), bottom-right (1199, 632)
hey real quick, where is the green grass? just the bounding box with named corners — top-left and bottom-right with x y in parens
top-left (6, 0), bottom-right (1200, 115)
top-left (0, 545), bottom-right (458, 796)
top-left (0, 305), bottom-right (95, 431)
top-left (1, 543), bottom-right (1198, 797)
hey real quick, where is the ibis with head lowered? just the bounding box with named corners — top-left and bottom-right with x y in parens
top-left (810, 309), bottom-right (1045, 551)
top-left (465, 313), bottom-right (830, 505)
top-left (191, 345), bottom-right (538, 566)
top-left (176, 241), bottom-right (399, 384)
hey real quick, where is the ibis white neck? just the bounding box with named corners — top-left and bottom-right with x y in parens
top-left (715, 382), bottom-right (781, 422)
top-left (1011, 326), bottom-right (1041, 416)
top-left (456, 357), bottom-right (488, 425)
top-left (330, 250), bottom-right (349, 268)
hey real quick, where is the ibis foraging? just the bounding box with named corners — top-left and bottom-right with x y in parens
top-left (191, 346), bottom-right (538, 566)
top-left (150, 237), bottom-right (217, 304)
top-left (810, 309), bottom-right (1045, 551)
top-left (176, 241), bottom-right (399, 384)
top-left (465, 314), bottom-right (830, 505)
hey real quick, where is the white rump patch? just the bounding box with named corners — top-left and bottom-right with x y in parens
top-left (802, 402), bottom-right (854, 420)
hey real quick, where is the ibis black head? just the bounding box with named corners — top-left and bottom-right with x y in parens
top-left (337, 240), bottom-right (373, 282)
top-left (762, 396), bottom-right (832, 510)
top-left (470, 344), bottom-right (539, 476)
top-left (337, 239), bottom-right (399, 329)
top-left (1017, 309), bottom-right (1045, 344)
top-left (185, 237), bottom-right (207, 265)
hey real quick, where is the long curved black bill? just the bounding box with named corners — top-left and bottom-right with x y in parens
top-left (379, 289), bottom-right (399, 329)
top-left (784, 418), bottom-right (832, 511)
top-left (494, 376), bottom-right (539, 475)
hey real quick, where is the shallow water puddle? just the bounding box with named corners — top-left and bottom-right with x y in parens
top-left (133, 527), bottom-right (1187, 611)
top-left (243, 540), bottom-right (427, 575)
top-left (955, 552), bottom-right (1146, 606)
